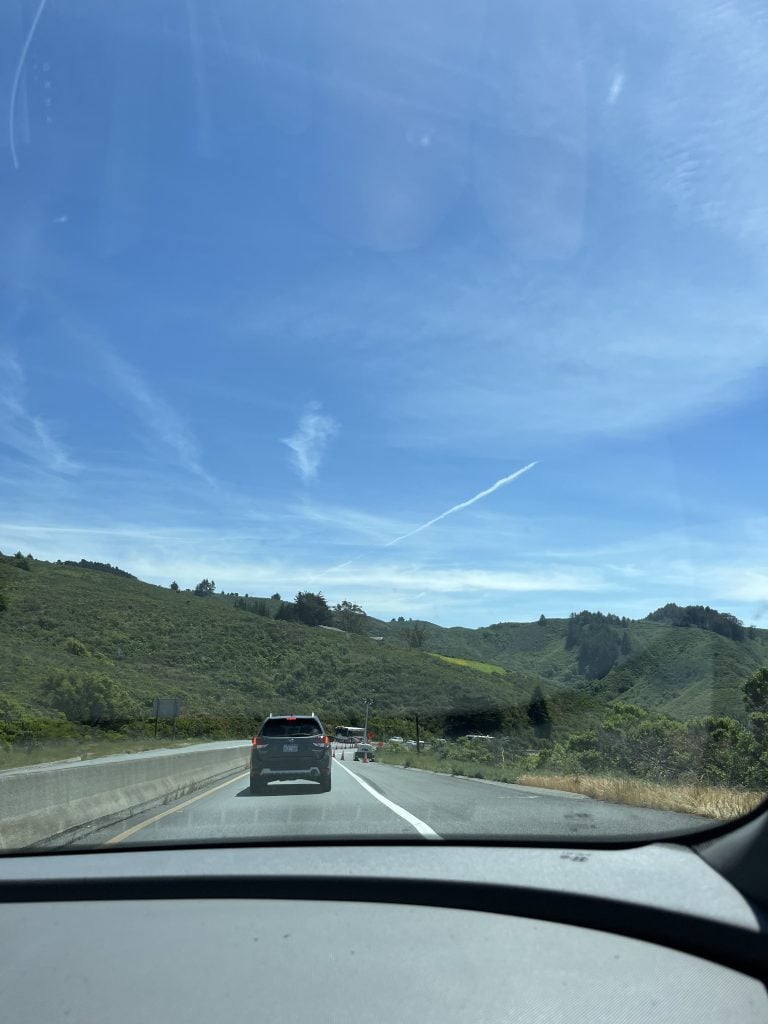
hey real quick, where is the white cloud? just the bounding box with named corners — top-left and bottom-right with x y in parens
top-left (640, 1), bottom-right (768, 240)
top-left (293, 501), bottom-right (408, 543)
top-left (392, 274), bottom-right (768, 449)
top-left (101, 349), bottom-right (213, 484)
top-left (607, 72), bottom-right (624, 105)
top-left (311, 562), bottom-right (609, 595)
top-left (282, 402), bottom-right (338, 482)
top-left (239, 254), bottom-right (768, 454)
top-left (4, 508), bottom-right (764, 628)
top-left (0, 351), bottom-right (78, 474)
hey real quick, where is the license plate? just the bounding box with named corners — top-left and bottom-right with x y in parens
top-left (283, 743), bottom-right (298, 753)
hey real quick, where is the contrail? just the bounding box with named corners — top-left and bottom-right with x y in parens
top-left (308, 461), bottom-right (538, 584)
top-left (384, 461), bottom-right (538, 547)
top-left (308, 556), bottom-right (360, 586)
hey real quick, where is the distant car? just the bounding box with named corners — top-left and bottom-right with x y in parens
top-left (353, 743), bottom-right (376, 762)
top-left (389, 736), bottom-right (404, 743)
top-left (250, 714), bottom-right (332, 794)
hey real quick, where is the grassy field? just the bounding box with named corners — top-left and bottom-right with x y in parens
top-left (427, 653), bottom-right (507, 674)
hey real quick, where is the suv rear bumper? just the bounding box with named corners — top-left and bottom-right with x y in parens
top-left (256, 766), bottom-right (327, 780)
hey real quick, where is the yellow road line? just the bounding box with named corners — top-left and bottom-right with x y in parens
top-left (104, 770), bottom-right (249, 846)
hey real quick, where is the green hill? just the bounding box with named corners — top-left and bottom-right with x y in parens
top-left (1, 553), bottom-right (766, 736)
top-left (379, 613), bottom-right (768, 722)
top-left (0, 555), bottom-right (538, 732)
top-left (585, 621), bottom-right (768, 720)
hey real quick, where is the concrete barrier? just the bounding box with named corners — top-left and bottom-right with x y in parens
top-left (0, 743), bottom-right (250, 850)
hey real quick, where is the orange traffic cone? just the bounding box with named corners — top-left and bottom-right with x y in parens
top-left (362, 751), bottom-right (368, 764)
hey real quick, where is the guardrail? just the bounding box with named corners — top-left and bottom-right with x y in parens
top-left (0, 743), bottom-right (250, 850)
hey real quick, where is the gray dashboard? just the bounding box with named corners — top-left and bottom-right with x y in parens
top-left (0, 841), bottom-right (766, 1023)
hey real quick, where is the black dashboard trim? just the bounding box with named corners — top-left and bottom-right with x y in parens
top-left (1, 874), bottom-right (766, 983)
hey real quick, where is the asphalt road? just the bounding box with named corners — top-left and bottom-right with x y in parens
top-left (77, 749), bottom-right (709, 847)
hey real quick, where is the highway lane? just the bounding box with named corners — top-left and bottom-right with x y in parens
top-left (76, 751), bottom-right (709, 847)
top-left (338, 759), bottom-right (708, 838)
top-left (79, 756), bottom-right (421, 846)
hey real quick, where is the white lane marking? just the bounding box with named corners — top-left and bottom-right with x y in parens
top-left (104, 771), bottom-right (249, 846)
top-left (334, 759), bottom-right (441, 839)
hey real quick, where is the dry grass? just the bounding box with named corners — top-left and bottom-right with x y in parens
top-left (517, 773), bottom-right (767, 820)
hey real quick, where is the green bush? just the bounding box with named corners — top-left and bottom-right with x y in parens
top-left (65, 637), bottom-right (91, 657)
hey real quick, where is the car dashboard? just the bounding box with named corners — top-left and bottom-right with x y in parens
top-left (1, 834), bottom-right (767, 1023)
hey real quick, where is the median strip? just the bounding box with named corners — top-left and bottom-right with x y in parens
top-left (334, 760), bottom-right (441, 839)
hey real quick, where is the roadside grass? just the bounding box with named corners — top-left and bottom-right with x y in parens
top-left (0, 736), bottom-right (203, 772)
top-left (377, 745), bottom-right (527, 785)
top-left (376, 747), bottom-right (766, 820)
top-left (516, 773), bottom-right (767, 820)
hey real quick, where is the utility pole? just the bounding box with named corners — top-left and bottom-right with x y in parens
top-left (363, 697), bottom-right (374, 741)
top-left (415, 713), bottom-right (420, 755)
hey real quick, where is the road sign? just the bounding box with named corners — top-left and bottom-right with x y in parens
top-left (152, 698), bottom-right (182, 738)
top-left (152, 698), bottom-right (182, 719)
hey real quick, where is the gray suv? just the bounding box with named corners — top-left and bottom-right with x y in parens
top-left (250, 714), bottom-right (332, 794)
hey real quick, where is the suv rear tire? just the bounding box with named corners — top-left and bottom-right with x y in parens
top-left (250, 776), bottom-right (267, 796)
top-left (318, 773), bottom-right (331, 793)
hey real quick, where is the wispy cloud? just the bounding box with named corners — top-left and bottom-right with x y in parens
top-left (607, 72), bottom-right (625, 105)
top-left (239, 256), bottom-right (768, 454)
top-left (292, 501), bottom-right (409, 544)
top-left (608, 1), bottom-right (768, 241)
top-left (386, 462), bottom-right (538, 546)
top-left (101, 349), bottom-right (213, 484)
top-left (309, 562), bottom-right (608, 595)
top-left (0, 351), bottom-right (78, 473)
top-left (282, 402), bottom-right (337, 482)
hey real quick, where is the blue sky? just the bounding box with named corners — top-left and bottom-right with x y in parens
top-left (1, 0), bottom-right (767, 627)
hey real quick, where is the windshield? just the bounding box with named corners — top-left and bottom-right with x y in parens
top-left (1, 0), bottom-right (767, 852)
top-left (261, 718), bottom-right (322, 737)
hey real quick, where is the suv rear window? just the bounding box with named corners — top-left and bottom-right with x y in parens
top-left (261, 718), bottom-right (323, 738)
